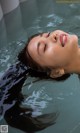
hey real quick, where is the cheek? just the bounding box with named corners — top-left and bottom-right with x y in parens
top-left (50, 47), bottom-right (70, 67)
top-left (45, 47), bottom-right (63, 66)
top-left (52, 48), bottom-right (64, 63)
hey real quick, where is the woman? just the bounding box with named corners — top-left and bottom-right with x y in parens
top-left (0, 29), bottom-right (78, 132)
top-left (18, 30), bottom-right (79, 78)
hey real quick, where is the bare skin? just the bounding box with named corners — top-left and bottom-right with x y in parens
top-left (27, 30), bottom-right (80, 78)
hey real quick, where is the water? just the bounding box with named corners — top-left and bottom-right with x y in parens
top-left (0, 0), bottom-right (80, 133)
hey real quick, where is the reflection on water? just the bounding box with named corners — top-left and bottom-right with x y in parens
top-left (0, 0), bottom-right (80, 133)
top-left (0, 40), bottom-right (26, 73)
top-left (22, 89), bottom-right (52, 117)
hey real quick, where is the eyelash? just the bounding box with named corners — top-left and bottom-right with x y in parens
top-left (44, 43), bottom-right (47, 52)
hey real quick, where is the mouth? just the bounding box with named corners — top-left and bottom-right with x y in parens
top-left (60, 34), bottom-right (67, 47)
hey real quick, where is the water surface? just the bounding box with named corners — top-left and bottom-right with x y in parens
top-left (0, 0), bottom-right (80, 133)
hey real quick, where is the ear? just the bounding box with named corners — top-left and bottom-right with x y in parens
top-left (49, 68), bottom-right (65, 78)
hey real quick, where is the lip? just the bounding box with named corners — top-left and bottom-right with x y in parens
top-left (60, 34), bottom-right (67, 47)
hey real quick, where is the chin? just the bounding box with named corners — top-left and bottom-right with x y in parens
top-left (70, 34), bottom-right (78, 46)
top-left (73, 34), bottom-right (78, 42)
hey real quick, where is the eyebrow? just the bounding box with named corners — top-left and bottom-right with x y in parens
top-left (40, 33), bottom-right (44, 37)
top-left (40, 32), bottom-right (50, 37)
top-left (37, 32), bottom-right (47, 55)
top-left (36, 33), bottom-right (44, 55)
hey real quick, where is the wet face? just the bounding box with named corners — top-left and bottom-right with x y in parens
top-left (27, 30), bottom-right (78, 69)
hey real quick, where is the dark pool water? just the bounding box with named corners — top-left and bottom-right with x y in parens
top-left (1, 0), bottom-right (80, 133)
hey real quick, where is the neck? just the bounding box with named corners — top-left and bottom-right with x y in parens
top-left (65, 46), bottom-right (80, 74)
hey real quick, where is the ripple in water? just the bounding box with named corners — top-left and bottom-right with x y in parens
top-left (22, 89), bottom-right (52, 117)
top-left (0, 55), bottom-right (10, 64)
top-left (46, 14), bottom-right (63, 27)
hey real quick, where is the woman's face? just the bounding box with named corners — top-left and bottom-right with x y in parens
top-left (27, 30), bottom-right (78, 69)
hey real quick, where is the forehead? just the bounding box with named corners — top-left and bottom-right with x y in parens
top-left (27, 35), bottom-right (40, 58)
top-left (28, 35), bottom-right (40, 45)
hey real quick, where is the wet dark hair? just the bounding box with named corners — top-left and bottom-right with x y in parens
top-left (0, 62), bottom-right (59, 133)
top-left (18, 33), bottom-right (70, 81)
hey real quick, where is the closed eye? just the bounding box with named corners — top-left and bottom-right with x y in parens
top-left (44, 43), bottom-right (47, 52)
top-left (37, 42), bottom-right (47, 54)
